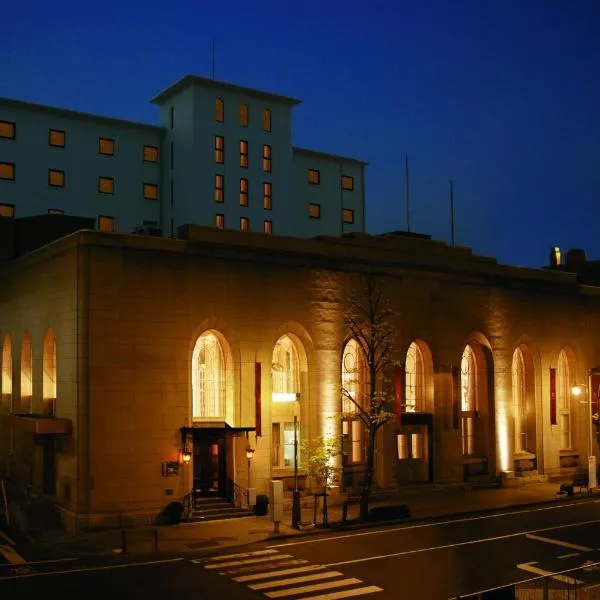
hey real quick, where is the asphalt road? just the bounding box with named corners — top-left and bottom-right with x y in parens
top-left (3, 499), bottom-right (600, 599)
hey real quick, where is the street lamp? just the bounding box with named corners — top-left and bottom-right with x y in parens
top-left (246, 442), bottom-right (255, 507)
top-left (572, 377), bottom-right (597, 489)
top-left (292, 396), bottom-right (302, 529)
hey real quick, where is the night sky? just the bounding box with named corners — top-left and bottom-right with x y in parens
top-left (3, 0), bottom-right (599, 268)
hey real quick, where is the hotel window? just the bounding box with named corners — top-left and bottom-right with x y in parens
top-left (271, 422), bottom-right (297, 468)
top-left (170, 142), bottom-right (174, 169)
top-left (215, 135), bottom-right (224, 163)
top-left (239, 178), bottom-right (248, 206)
top-left (215, 97), bottom-right (224, 122)
top-left (49, 129), bottom-right (65, 148)
top-left (405, 342), bottom-right (424, 412)
top-left (342, 338), bottom-right (366, 463)
top-left (262, 144), bottom-right (271, 172)
top-left (170, 106), bottom-right (174, 129)
top-left (343, 208), bottom-right (354, 224)
top-left (98, 176), bottom-right (114, 195)
top-left (143, 183), bottom-right (158, 200)
top-left (0, 204), bottom-right (15, 217)
top-left (0, 120), bottom-right (15, 140)
top-left (342, 175), bottom-right (354, 190)
top-left (263, 182), bottom-right (272, 210)
top-left (48, 169), bottom-right (65, 188)
top-left (0, 162), bottom-right (15, 181)
top-left (215, 174), bottom-right (224, 203)
top-left (240, 140), bottom-right (248, 168)
top-left (308, 203), bottom-right (321, 219)
top-left (99, 137), bottom-right (115, 156)
top-left (144, 145), bottom-right (159, 162)
top-left (558, 349), bottom-right (571, 449)
top-left (240, 217), bottom-right (249, 232)
top-left (48, 208), bottom-right (64, 215)
top-left (264, 220), bottom-right (272, 235)
top-left (308, 169), bottom-right (320, 184)
top-left (191, 332), bottom-right (227, 418)
top-left (215, 214), bottom-right (224, 229)
top-left (262, 108), bottom-right (271, 132)
top-left (239, 104), bottom-right (248, 127)
top-left (461, 345), bottom-right (477, 455)
top-left (98, 215), bottom-right (114, 232)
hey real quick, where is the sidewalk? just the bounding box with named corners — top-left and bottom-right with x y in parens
top-left (32, 480), bottom-right (588, 558)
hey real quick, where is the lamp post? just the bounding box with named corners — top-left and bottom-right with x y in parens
top-left (246, 442), bottom-right (255, 508)
top-left (291, 398), bottom-right (301, 529)
top-left (572, 377), bottom-right (596, 489)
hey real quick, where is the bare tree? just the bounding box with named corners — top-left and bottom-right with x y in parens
top-left (341, 273), bottom-right (396, 520)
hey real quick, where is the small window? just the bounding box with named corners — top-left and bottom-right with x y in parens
top-left (143, 183), bottom-right (158, 200)
top-left (170, 142), bottom-right (174, 169)
top-left (262, 108), bottom-right (271, 132)
top-left (0, 203), bottom-right (15, 217)
top-left (240, 178), bottom-right (248, 207)
top-left (48, 208), bottom-right (64, 215)
top-left (342, 175), bottom-right (354, 191)
top-left (239, 104), bottom-right (248, 127)
top-left (263, 182), bottom-right (272, 210)
top-left (0, 121), bottom-right (15, 140)
top-left (99, 138), bottom-right (115, 156)
top-left (215, 214), bottom-right (224, 229)
top-left (215, 135), bottom-right (224, 164)
top-left (48, 169), bottom-right (65, 188)
top-left (0, 162), bottom-right (15, 181)
top-left (343, 208), bottom-right (354, 224)
top-left (144, 145), bottom-right (159, 162)
top-left (240, 140), bottom-right (248, 168)
top-left (215, 174), bottom-right (224, 203)
top-left (170, 106), bottom-right (174, 129)
top-left (264, 220), bottom-right (272, 235)
top-left (215, 97), bottom-right (224, 123)
top-left (240, 217), bottom-right (249, 232)
top-left (98, 176), bottom-right (114, 195)
top-left (98, 215), bottom-right (114, 232)
top-left (308, 169), bottom-right (320, 185)
top-left (262, 144), bottom-right (271, 172)
top-left (49, 129), bottom-right (65, 147)
top-left (308, 203), bottom-right (321, 219)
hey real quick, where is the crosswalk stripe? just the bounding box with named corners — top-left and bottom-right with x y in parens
top-left (525, 534), bottom-right (593, 552)
top-left (0, 545), bottom-right (26, 565)
top-left (234, 564), bottom-right (326, 582)
top-left (203, 549), bottom-right (278, 561)
top-left (302, 586), bottom-right (384, 600)
top-left (249, 571), bottom-right (344, 590)
top-left (226, 559), bottom-right (309, 576)
top-left (265, 577), bottom-right (362, 598)
top-left (517, 561), bottom-right (583, 585)
top-left (205, 554), bottom-right (292, 569)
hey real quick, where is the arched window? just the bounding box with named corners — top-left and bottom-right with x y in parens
top-left (512, 348), bottom-right (526, 453)
top-left (271, 335), bottom-right (299, 401)
top-left (342, 339), bottom-right (366, 463)
top-left (558, 349), bottom-right (571, 449)
top-left (192, 332), bottom-right (225, 419)
top-left (1, 335), bottom-right (12, 412)
top-left (461, 344), bottom-right (477, 454)
top-left (215, 97), bottom-right (224, 123)
top-left (21, 331), bottom-right (32, 413)
top-left (43, 329), bottom-right (57, 416)
top-left (405, 342), bottom-right (425, 413)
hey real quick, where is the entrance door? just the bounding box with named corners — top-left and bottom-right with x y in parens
top-left (193, 435), bottom-right (226, 496)
top-left (396, 425), bottom-right (429, 483)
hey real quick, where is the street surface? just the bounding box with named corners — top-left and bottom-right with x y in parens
top-left (2, 499), bottom-right (600, 598)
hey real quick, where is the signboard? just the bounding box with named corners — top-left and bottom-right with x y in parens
top-left (550, 368), bottom-right (557, 425)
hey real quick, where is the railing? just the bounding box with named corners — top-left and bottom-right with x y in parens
top-left (226, 478), bottom-right (247, 508)
top-left (182, 489), bottom-right (194, 520)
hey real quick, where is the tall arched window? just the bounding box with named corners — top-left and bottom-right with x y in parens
top-left (43, 329), bottom-right (57, 416)
top-left (215, 97), bottom-right (224, 123)
top-left (461, 344), bottom-right (477, 455)
top-left (512, 348), bottom-right (526, 453)
top-left (342, 339), bottom-right (366, 463)
top-left (192, 332), bottom-right (225, 419)
top-left (405, 342), bottom-right (425, 413)
top-left (20, 331), bottom-right (32, 413)
top-left (271, 335), bottom-right (299, 401)
top-left (1, 335), bottom-right (12, 412)
top-left (557, 349), bottom-right (571, 449)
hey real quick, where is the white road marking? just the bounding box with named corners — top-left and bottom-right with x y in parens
top-left (526, 533), bottom-right (593, 551)
top-left (517, 561), bottom-right (583, 585)
top-left (0, 544), bottom-right (26, 564)
top-left (0, 557), bottom-right (184, 581)
top-left (224, 559), bottom-right (309, 575)
top-left (234, 564), bottom-right (326, 582)
top-left (268, 500), bottom-right (600, 548)
top-left (298, 586), bottom-right (383, 599)
top-left (265, 577), bottom-right (362, 598)
top-left (249, 571), bottom-right (344, 590)
top-left (204, 554), bottom-right (292, 569)
top-left (558, 552), bottom-right (581, 559)
top-left (200, 549), bottom-right (278, 562)
top-left (0, 530), bottom-right (15, 546)
top-left (0, 557), bottom-right (78, 567)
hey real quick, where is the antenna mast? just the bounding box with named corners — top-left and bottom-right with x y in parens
top-left (450, 179), bottom-right (455, 246)
top-left (405, 155), bottom-right (411, 232)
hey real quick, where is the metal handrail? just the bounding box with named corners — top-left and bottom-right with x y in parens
top-left (226, 478), bottom-right (247, 508)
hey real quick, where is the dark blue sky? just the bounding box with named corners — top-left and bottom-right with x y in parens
top-left (3, 0), bottom-right (599, 268)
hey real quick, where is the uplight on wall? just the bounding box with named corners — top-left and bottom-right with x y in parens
top-left (272, 392), bottom-right (300, 403)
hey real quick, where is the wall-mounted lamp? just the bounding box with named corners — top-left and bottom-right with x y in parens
top-left (245, 447), bottom-right (255, 460)
top-left (181, 451), bottom-right (192, 464)
top-left (572, 384), bottom-right (586, 397)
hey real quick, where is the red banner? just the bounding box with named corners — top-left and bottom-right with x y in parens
top-left (394, 365), bottom-right (402, 429)
top-left (550, 368), bottom-right (557, 425)
top-left (255, 362), bottom-right (262, 436)
top-left (451, 366), bottom-right (460, 429)
top-left (591, 372), bottom-right (600, 433)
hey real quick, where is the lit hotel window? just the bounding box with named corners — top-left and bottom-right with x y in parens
top-left (264, 220), bottom-right (272, 235)
top-left (0, 120), bottom-right (15, 139)
top-left (98, 176), bottom-right (114, 195)
top-left (239, 104), bottom-right (248, 127)
top-left (215, 136), bottom-right (224, 163)
top-left (215, 214), bottom-right (224, 229)
top-left (98, 215), bottom-right (114, 232)
top-left (240, 217), bottom-right (249, 232)
top-left (0, 203), bottom-right (15, 217)
top-left (0, 162), bottom-right (15, 181)
top-left (263, 182), bottom-right (272, 210)
top-left (240, 178), bottom-right (248, 207)
top-left (262, 108), bottom-right (271, 132)
top-left (49, 129), bottom-right (65, 148)
top-left (215, 97), bottom-right (224, 123)
top-left (343, 208), bottom-right (354, 224)
top-left (342, 175), bottom-right (354, 191)
top-left (99, 138), bottom-right (115, 156)
top-left (240, 140), bottom-right (248, 168)
top-left (144, 145), bottom-right (159, 162)
top-left (48, 169), bottom-right (65, 188)
top-left (308, 203), bottom-right (321, 219)
top-left (143, 183), bottom-right (158, 200)
top-left (215, 174), bottom-right (224, 203)
top-left (48, 208), bottom-right (64, 215)
top-left (308, 169), bottom-right (320, 184)
top-left (262, 144), bottom-right (271, 172)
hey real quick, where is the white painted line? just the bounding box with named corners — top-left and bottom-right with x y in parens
top-left (224, 559), bottom-right (308, 576)
top-left (0, 530), bottom-right (15, 546)
top-left (558, 552), bottom-right (581, 559)
top-left (296, 586), bottom-right (383, 600)
top-left (268, 500), bottom-right (600, 548)
top-left (0, 544), bottom-right (26, 564)
top-left (205, 554), bottom-right (292, 569)
top-left (517, 561), bottom-right (583, 585)
top-left (0, 557), bottom-right (78, 568)
top-left (0, 557), bottom-right (184, 581)
top-left (249, 571), bottom-right (344, 590)
top-left (526, 533), bottom-right (593, 551)
top-left (234, 564), bottom-right (325, 582)
top-left (201, 549), bottom-right (278, 562)
top-left (265, 577), bottom-right (362, 598)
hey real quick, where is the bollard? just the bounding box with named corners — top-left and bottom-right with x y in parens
top-left (153, 528), bottom-right (158, 553)
top-left (120, 528), bottom-right (127, 554)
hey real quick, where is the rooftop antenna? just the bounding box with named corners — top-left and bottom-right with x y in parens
top-left (450, 179), bottom-right (455, 246)
top-left (212, 38), bottom-right (216, 79)
top-left (405, 155), bottom-right (411, 232)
